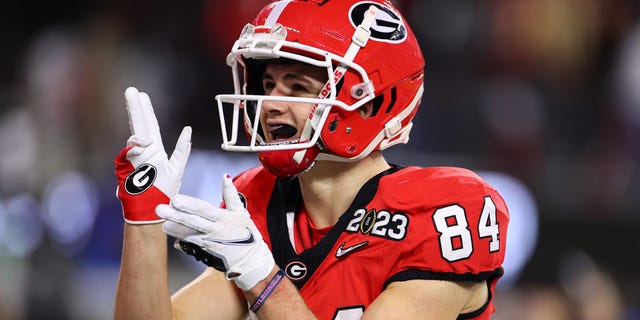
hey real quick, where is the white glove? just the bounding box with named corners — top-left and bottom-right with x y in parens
top-left (115, 87), bottom-right (192, 224)
top-left (157, 175), bottom-right (276, 291)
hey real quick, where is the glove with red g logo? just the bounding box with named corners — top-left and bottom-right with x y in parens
top-left (115, 87), bottom-right (192, 224)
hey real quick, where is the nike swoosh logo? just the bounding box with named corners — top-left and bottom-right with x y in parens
top-left (335, 241), bottom-right (369, 258)
top-left (203, 228), bottom-right (255, 246)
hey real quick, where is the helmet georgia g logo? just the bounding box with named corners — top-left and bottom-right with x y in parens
top-left (349, 1), bottom-right (407, 43)
top-left (125, 164), bottom-right (157, 195)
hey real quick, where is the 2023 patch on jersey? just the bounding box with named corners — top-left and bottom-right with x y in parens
top-left (231, 165), bottom-right (509, 320)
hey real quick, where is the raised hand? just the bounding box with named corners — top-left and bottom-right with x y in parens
top-left (115, 87), bottom-right (192, 224)
top-left (157, 175), bottom-right (275, 291)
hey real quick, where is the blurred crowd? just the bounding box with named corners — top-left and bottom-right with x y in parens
top-left (0, 0), bottom-right (639, 319)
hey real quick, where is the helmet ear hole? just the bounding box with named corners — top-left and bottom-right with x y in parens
top-left (370, 94), bottom-right (384, 117)
top-left (358, 102), bottom-right (374, 118)
top-left (328, 118), bottom-right (339, 132)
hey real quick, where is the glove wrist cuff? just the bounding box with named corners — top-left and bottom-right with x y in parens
top-left (233, 255), bottom-right (276, 291)
top-left (124, 217), bottom-right (165, 225)
top-left (118, 186), bottom-right (169, 223)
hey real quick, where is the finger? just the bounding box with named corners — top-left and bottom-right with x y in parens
top-left (124, 135), bottom-right (153, 159)
top-left (171, 194), bottom-right (220, 221)
top-left (138, 92), bottom-right (163, 144)
top-left (183, 235), bottom-right (225, 252)
top-left (126, 135), bottom-right (153, 148)
top-left (168, 126), bottom-right (192, 176)
top-left (156, 203), bottom-right (214, 234)
top-left (222, 174), bottom-right (244, 211)
top-left (125, 87), bottom-right (146, 136)
top-left (183, 235), bottom-right (209, 249)
top-left (162, 220), bottom-right (201, 240)
top-left (126, 146), bottom-right (145, 158)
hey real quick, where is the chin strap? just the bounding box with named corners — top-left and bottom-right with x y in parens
top-left (293, 5), bottom-right (379, 163)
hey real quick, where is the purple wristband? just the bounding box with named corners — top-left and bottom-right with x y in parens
top-left (249, 269), bottom-right (286, 313)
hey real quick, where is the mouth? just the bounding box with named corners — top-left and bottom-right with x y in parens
top-left (268, 124), bottom-right (298, 142)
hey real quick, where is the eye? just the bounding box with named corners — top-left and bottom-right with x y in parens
top-left (262, 80), bottom-right (276, 94)
top-left (291, 83), bottom-right (309, 93)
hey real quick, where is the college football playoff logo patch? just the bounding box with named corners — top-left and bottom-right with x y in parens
top-left (125, 164), bottom-right (157, 195)
top-left (349, 1), bottom-right (407, 43)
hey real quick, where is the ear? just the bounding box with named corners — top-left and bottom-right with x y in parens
top-left (358, 102), bottom-right (374, 118)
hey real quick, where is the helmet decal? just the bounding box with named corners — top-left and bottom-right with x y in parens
top-left (265, 1), bottom-right (291, 26)
top-left (349, 2), bottom-right (407, 43)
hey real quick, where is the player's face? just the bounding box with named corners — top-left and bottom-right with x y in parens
top-left (260, 62), bottom-right (328, 143)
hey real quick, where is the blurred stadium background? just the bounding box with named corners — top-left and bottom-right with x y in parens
top-left (0, 0), bottom-right (639, 319)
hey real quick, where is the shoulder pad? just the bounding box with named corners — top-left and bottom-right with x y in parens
top-left (381, 166), bottom-right (495, 211)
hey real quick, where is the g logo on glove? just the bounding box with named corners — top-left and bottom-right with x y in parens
top-left (125, 164), bottom-right (158, 194)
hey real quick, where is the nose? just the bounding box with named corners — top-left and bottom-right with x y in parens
top-left (262, 86), bottom-right (289, 114)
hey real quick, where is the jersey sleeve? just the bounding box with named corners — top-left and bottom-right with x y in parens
top-left (381, 166), bottom-right (509, 282)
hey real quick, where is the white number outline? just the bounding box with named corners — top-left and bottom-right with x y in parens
top-left (371, 211), bottom-right (390, 237)
top-left (332, 305), bottom-right (364, 320)
top-left (346, 209), bottom-right (365, 232)
top-left (432, 204), bottom-right (474, 262)
top-left (346, 209), bottom-right (408, 240)
top-left (432, 196), bottom-right (500, 262)
top-left (388, 214), bottom-right (408, 240)
top-left (478, 196), bottom-right (500, 252)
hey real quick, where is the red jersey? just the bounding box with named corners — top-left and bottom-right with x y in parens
top-left (232, 165), bottom-right (509, 320)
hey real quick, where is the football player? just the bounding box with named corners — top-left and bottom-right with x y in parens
top-left (114, 1), bottom-right (510, 319)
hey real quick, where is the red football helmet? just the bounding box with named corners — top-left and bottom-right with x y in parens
top-left (215, 0), bottom-right (425, 176)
